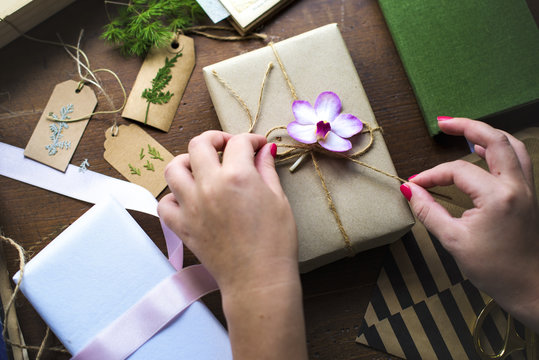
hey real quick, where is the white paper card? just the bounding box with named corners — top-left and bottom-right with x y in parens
top-left (218, 0), bottom-right (280, 28)
top-left (196, 0), bottom-right (230, 23)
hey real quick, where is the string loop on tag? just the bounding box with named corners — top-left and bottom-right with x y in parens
top-left (47, 31), bottom-right (127, 126)
top-left (110, 123), bottom-right (119, 137)
top-left (0, 19), bottom-right (126, 132)
top-left (76, 81), bottom-right (85, 93)
top-left (46, 68), bottom-right (127, 124)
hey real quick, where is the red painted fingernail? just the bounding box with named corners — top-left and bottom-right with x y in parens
top-left (400, 184), bottom-right (412, 201)
top-left (270, 143), bottom-right (277, 158)
top-left (408, 174), bottom-right (418, 181)
top-left (437, 116), bottom-right (453, 121)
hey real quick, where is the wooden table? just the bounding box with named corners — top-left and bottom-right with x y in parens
top-left (1, 0), bottom-right (537, 359)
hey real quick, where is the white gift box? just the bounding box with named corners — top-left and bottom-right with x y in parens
top-left (14, 197), bottom-right (232, 359)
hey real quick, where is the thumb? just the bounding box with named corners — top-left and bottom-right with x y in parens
top-left (255, 143), bottom-right (284, 195)
top-left (402, 182), bottom-right (463, 245)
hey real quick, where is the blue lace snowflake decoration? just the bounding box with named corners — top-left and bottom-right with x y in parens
top-left (79, 158), bottom-right (90, 172)
top-left (46, 104), bottom-right (74, 156)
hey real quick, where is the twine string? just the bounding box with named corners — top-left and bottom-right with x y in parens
top-left (0, 18), bottom-right (126, 135)
top-left (211, 43), bottom-right (410, 255)
top-left (211, 61), bottom-right (274, 133)
top-left (1, 235), bottom-right (25, 344)
top-left (36, 327), bottom-right (51, 359)
top-left (48, 30), bottom-right (127, 131)
top-left (268, 42), bottom-right (298, 101)
top-left (251, 63), bottom-right (274, 132)
top-left (69, 30), bottom-right (100, 90)
top-left (183, 26), bottom-right (267, 41)
top-left (0, 235), bottom-right (69, 358)
top-left (310, 152), bottom-right (352, 252)
top-left (268, 41), bottom-right (305, 171)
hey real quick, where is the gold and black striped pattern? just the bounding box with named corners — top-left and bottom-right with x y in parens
top-left (357, 131), bottom-right (539, 359)
top-left (356, 214), bottom-right (528, 360)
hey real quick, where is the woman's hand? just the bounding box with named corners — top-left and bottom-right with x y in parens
top-left (158, 130), bottom-right (297, 293)
top-left (403, 117), bottom-right (539, 331)
top-left (158, 130), bottom-right (307, 360)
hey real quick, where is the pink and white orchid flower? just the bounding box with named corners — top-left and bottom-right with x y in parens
top-left (287, 91), bottom-right (363, 152)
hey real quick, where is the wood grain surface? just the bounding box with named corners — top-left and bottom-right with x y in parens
top-left (0, 0), bottom-right (537, 359)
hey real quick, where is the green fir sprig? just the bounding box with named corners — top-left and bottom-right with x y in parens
top-left (143, 160), bottom-right (155, 171)
top-left (147, 144), bottom-right (164, 160)
top-left (141, 52), bottom-right (181, 124)
top-left (101, 0), bottom-right (204, 57)
top-left (129, 163), bottom-right (141, 176)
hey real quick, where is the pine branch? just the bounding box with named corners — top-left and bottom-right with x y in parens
top-left (102, 0), bottom-right (203, 57)
top-left (141, 52), bottom-right (181, 123)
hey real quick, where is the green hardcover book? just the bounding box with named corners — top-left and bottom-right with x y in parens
top-left (379, 0), bottom-right (539, 136)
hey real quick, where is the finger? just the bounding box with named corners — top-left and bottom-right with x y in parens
top-left (474, 144), bottom-right (486, 159)
top-left (499, 130), bottom-right (533, 187)
top-left (254, 143), bottom-right (284, 196)
top-left (472, 133), bottom-right (533, 188)
top-left (438, 118), bottom-right (524, 180)
top-left (221, 133), bottom-right (267, 168)
top-left (163, 153), bottom-right (195, 204)
top-left (157, 193), bottom-right (183, 234)
top-left (409, 160), bottom-right (496, 204)
top-left (404, 182), bottom-right (466, 248)
top-left (188, 131), bottom-right (233, 180)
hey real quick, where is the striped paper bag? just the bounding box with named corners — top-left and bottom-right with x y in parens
top-left (357, 128), bottom-right (539, 359)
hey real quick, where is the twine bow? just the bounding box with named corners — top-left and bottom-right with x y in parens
top-left (212, 42), bottom-right (407, 254)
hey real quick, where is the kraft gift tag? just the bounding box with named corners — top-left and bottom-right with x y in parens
top-left (24, 80), bottom-right (97, 172)
top-left (122, 34), bottom-right (195, 132)
top-left (103, 124), bottom-right (174, 197)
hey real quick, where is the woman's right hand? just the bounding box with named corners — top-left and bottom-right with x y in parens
top-left (402, 117), bottom-right (539, 331)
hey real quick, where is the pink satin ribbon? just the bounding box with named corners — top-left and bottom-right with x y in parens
top-left (69, 220), bottom-right (219, 360)
top-left (161, 219), bottom-right (184, 271)
top-left (71, 264), bottom-right (218, 360)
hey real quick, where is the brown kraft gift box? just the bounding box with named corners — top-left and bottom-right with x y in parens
top-left (203, 24), bottom-right (414, 272)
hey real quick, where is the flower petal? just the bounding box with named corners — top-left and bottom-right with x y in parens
top-left (292, 100), bottom-right (318, 125)
top-left (287, 122), bottom-right (317, 144)
top-left (318, 132), bottom-right (352, 152)
top-left (330, 113), bottom-right (363, 138)
top-left (314, 92), bottom-right (341, 122)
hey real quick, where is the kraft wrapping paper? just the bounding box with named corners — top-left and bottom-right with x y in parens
top-left (203, 24), bottom-right (414, 272)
